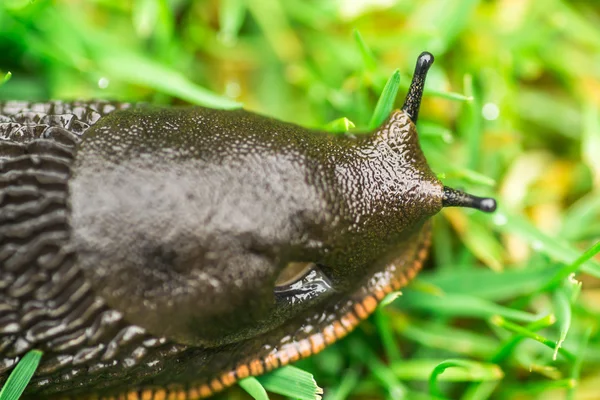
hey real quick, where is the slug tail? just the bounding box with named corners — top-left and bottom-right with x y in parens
top-left (442, 186), bottom-right (497, 213)
top-left (402, 51), bottom-right (434, 124)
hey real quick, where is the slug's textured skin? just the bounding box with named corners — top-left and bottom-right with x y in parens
top-left (0, 49), bottom-right (500, 400)
top-left (0, 99), bottom-right (441, 399)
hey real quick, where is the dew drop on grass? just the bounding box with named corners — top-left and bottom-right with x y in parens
top-left (482, 102), bottom-right (500, 121)
top-left (225, 81), bottom-right (241, 99)
top-left (493, 213), bottom-right (507, 226)
top-left (98, 77), bottom-right (110, 89)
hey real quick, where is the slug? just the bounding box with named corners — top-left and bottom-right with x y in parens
top-left (0, 52), bottom-right (496, 399)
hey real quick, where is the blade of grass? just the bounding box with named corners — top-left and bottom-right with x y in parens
top-left (400, 290), bottom-right (539, 323)
top-left (218, 0), bottom-right (247, 45)
top-left (461, 73), bottom-right (483, 170)
top-left (444, 210), bottom-right (504, 272)
top-left (443, 168), bottom-right (496, 186)
top-left (461, 381), bottom-right (500, 400)
top-left (494, 210), bottom-right (600, 277)
top-left (257, 366), bottom-right (323, 400)
top-left (246, 0), bottom-right (302, 62)
top-left (368, 69), bottom-right (400, 129)
top-left (374, 309), bottom-right (402, 364)
top-left (549, 0), bottom-right (600, 49)
top-left (96, 51), bottom-right (242, 109)
top-left (132, 0), bottom-right (160, 38)
top-left (392, 359), bottom-right (503, 381)
top-left (324, 365), bottom-right (361, 400)
top-left (393, 315), bottom-right (499, 358)
top-left (429, 359), bottom-right (503, 399)
top-left (379, 291), bottom-right (402, 307)
top-left (561, 191), bottom-right (600, 241)
top-left (324, 117), bottom-right (356, 133)
top-left (581, 101), bottom-right (600, 186)
top-left (541, 241), bottom-right (600, 291)
top-left (418, 121), bottom-right (454, 143)
top-left (506, 379), bottom-right (576, 396)
top-left (552, 288), bottom-right (572, 360)
top-left (398, 78), bottom-right (473, 102)
top-left (491, 314), bottom-right (556, 363)
top-left (517, 89), bottom-right (581, 139)
top-left (1, 72), bottom-right (12, 87)
top-left (567, 326), bottom-right (592, 400)
top-left (420, 265), bottom-right (560, 301)
top-left (491, 315), bottom-right (575, 362)
top-left (347, 337), bottom-right (408, 399)
top-left (0, 350), bottom-right (43, 400)
top-left (131, 0), bottom-right (173, 54)
top-left (353, 29), bottom-right (377, 72)
top-left (426, 89), bottom-right (473, 102)
top-left (239, 377), bottom-right (269, 400)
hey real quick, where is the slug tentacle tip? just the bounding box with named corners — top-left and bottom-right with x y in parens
top-left (442, 186), bottom-right (497, 213)
top-left (402, 51), bottom-right (434, 124)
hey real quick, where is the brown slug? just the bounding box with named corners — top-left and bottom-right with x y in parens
top-left (0, 52), bottom-right (496, 399)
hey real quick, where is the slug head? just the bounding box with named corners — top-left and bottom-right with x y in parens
top-left (311, 52), bottom-right (495, 291)
top-left (401, 52), bottom-right (496, 213)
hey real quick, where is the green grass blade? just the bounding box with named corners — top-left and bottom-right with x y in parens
top-left (374, 309), bottom-right (402, 364)
top-left (581, 102), bottom-right (600, 191)
top-left (393, 358), bottom-right (503, 381)
top-left (541, 241), bottom-right (600, 291)
top-left (561, 189), bottom-right (600, 242)
top-left (552, 288), bottom-right (572, 360)
top-left (347, 337), bottom-right (408, 399)
top-left (491, 316), bottom-right (575, 362)
top-left (132, 0), bottom-right (160, 38)
top-left (418, 121), bottom-right (454, 143)
top-left (0, 350), bottom-right (43, 400)
top-left (353, 29), bottom-right (377, 72)
top-left (97, 51), bottom-right (242, 109)
top-left (429, 359), bottom-right (503, 399)
top-left (461, 73), bottom-right (483, 170)
top-left (505, 379), bottom-right (576, 397)
top-left (219, 0), bottom-right (247, 45)
top-left (446, 211), bottom-right (504, 272)
top-left (425, 88), bottom-right (473, 102)
top-left (444, 168), bottom-right (496, 186)
top-left (400, 290), bottom-right (538, 323)
top-left (567, 326), bottom-right (592, 400)
top-left (1, 72), bottom-right (12, 87)
top-left (239, 377), bottom-right (269, 400)
top-left (324, 117), bottom-right (356, 133)
top-left (258, 366), bottom-right (323, 400)
top-left (324, 365), bottom-right (360, 400)
top-left (379, 291), bottom-right (402, 307)
top-left (134, 0), bottom-right (174, 53)
top-left (494, 210), bottom-right (600, 277)
top-left (394, 316), bottom-right (499, 358)
top-left (491, 314), bottom-right (556, 363)
top-left (421, 265), bottom-right (560, 301)
top-left (368, 69), bottom-right (401, 130)
top-left (246, 0), bottom-right (302, 62)
top-left (461, 381), bottom-right (500, 400)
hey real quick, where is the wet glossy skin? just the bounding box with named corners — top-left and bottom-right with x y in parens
top-left (0, 101), bottom-right (440, 399)
top-left (71, 106), bottom-right (442, 347)
top-left (0, 52), bottom-right (496, 399)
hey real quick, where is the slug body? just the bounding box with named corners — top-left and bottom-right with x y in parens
top-left (0, 53), bottom-right (495, 399)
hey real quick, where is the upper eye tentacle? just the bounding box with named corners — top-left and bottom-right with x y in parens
top-left (402, 51), bottom-right (434, 124)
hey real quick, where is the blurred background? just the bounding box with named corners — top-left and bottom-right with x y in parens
top-left (1, 0), bottom-right (600, 399)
